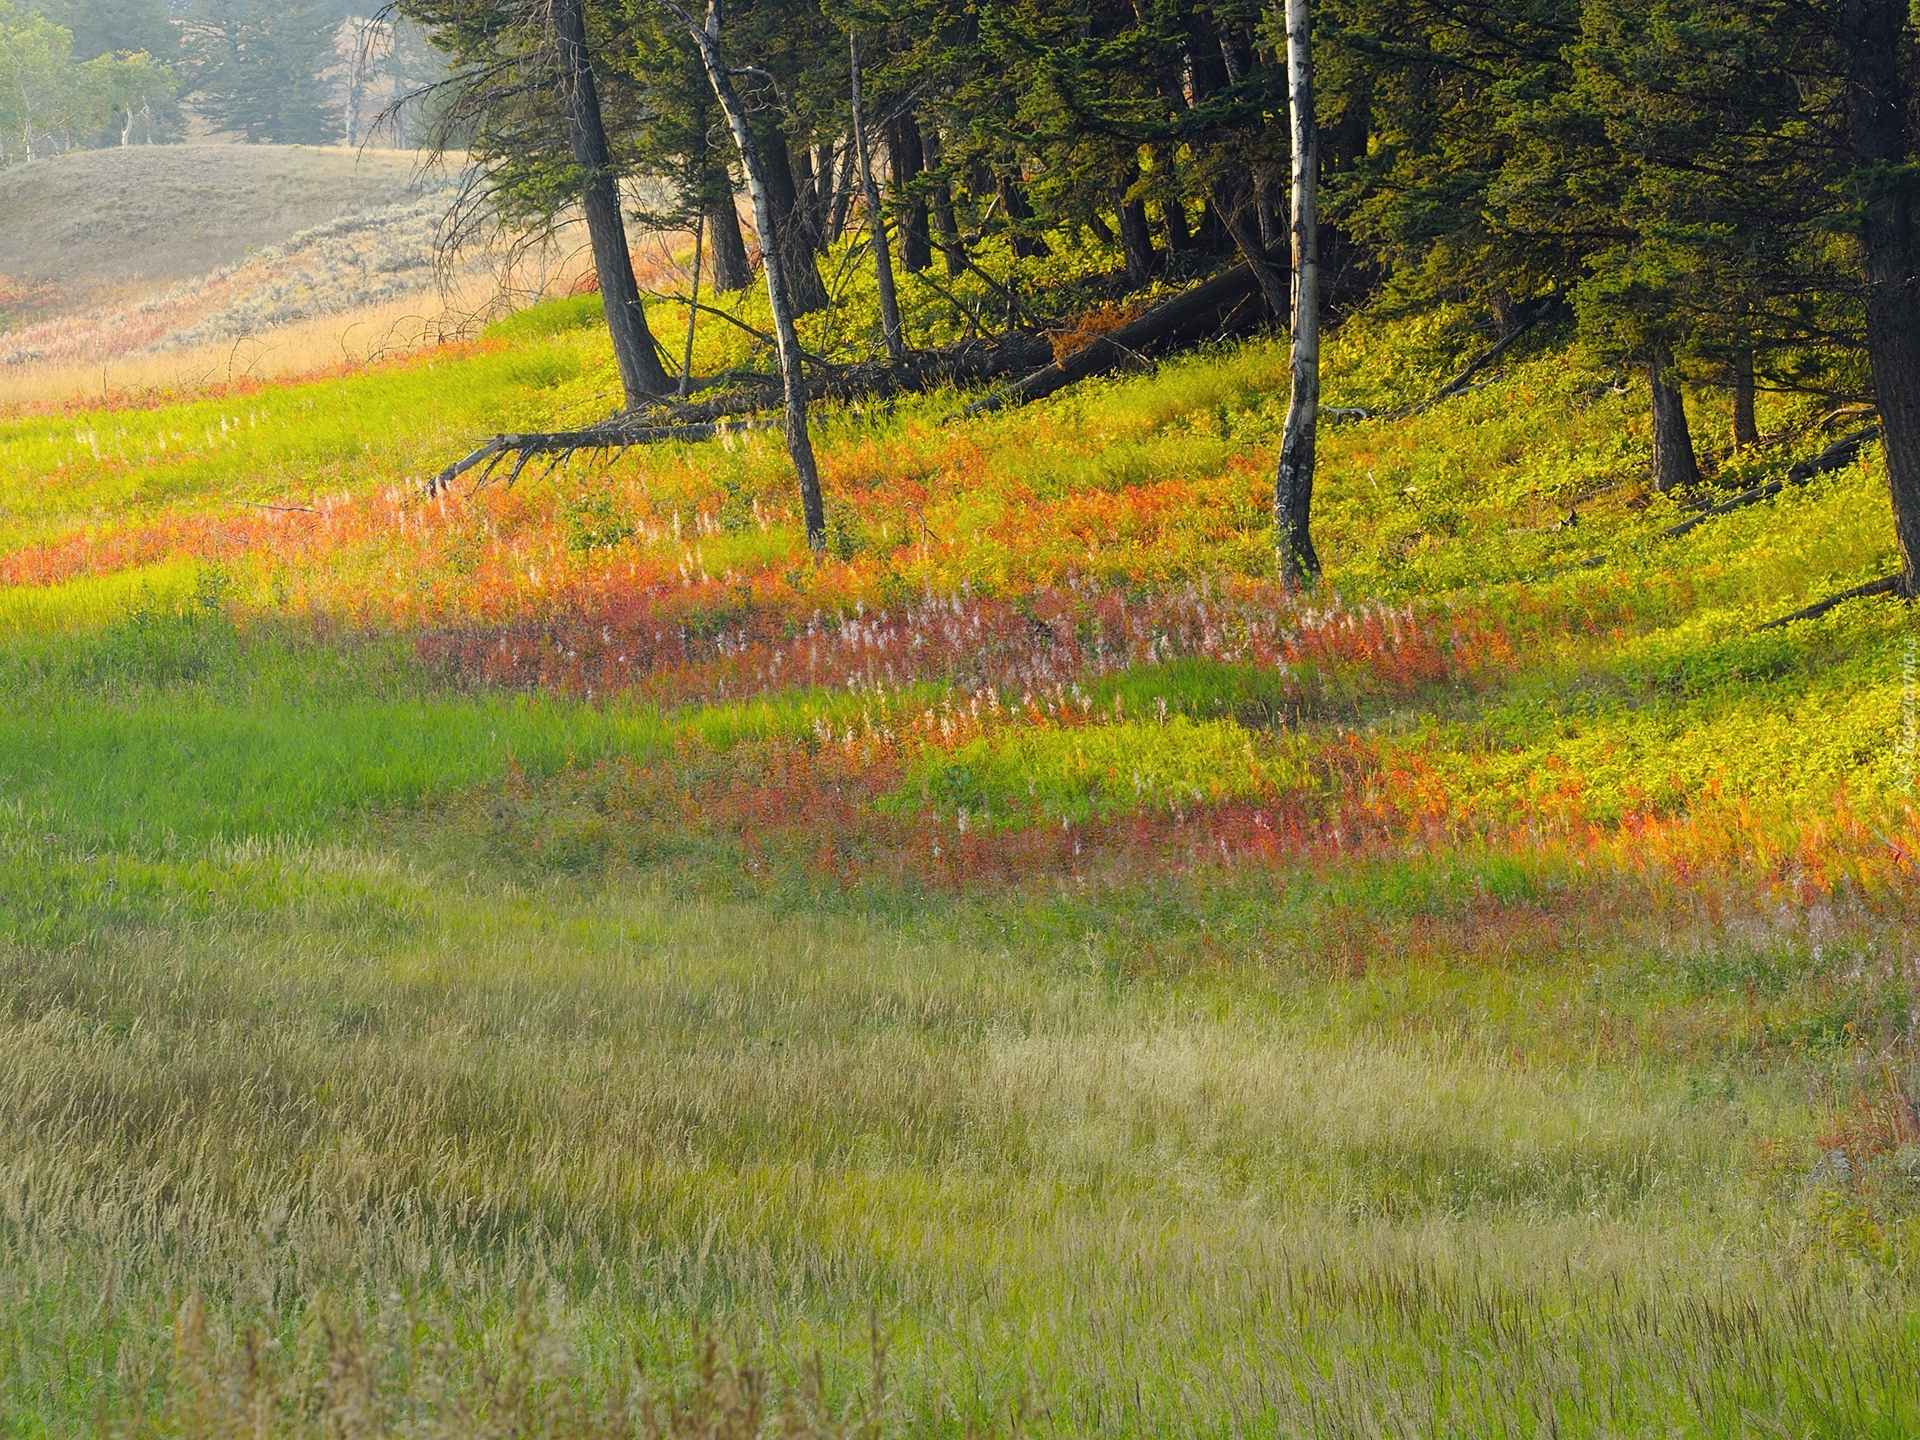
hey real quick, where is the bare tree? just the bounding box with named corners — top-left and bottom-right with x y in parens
top-left (849, 30), bottom-right (904, 366)
top-left (656, 0), bottom-right (826, 551)
top-left (1273, 0), bottom-right (1321, 587)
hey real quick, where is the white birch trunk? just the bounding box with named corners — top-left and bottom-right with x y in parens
top-left (1272, 0), bottom-right (1321, 586)
top-left (663, 0), bottom-right (827, 551)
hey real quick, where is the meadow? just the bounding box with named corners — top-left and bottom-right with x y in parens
top-left (1, 245), bottom-right (1917, 1436)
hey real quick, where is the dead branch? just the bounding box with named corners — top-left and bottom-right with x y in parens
top-left (426, 419), bottom-right (778, 496)
top-left (1663, 424), bottom-right (1879, 541)
top-left (1753, 572), bottom-right (1904, 632)
top-left (1392, 295), bottom-right (1568, 420)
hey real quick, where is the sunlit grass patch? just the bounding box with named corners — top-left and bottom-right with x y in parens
top-left (0, 557), bottom-right (203, 633)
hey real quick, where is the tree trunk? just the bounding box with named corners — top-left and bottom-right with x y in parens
top-left (923, 128), bottom-right (964, 276)
top-left (1274, 0), bottom-right (1321, 587)
top-left (1843, 0), bottom-right (1920, 595)
top-left (1256, 178), bottom-right (1279, 247)
top-left (792, 145), bottom-right (827, 253)
top-left (1649, 350), bottom-right (1700, 493)
top-left (678, 214), bottom-right (702, 399)
top-left (850, 31), bottom-right (905, 365)
top-left (555, 0), bottom-right (671, 406)
top-left (1116, 158), bottom-right (1157, 287)
top-left (1731, 348), bottom-right (1757, 448)
top-left (997, 173), bottom-right (1049, 259)
top-left (1214, 177), bottom-right (1289, 319)
top-left (760, 130), bottom-right (831, 314)
top-left (889, 113), bottom-right (932, 273)
top-left (827, 142), bottom-right (857, 243)
top-left (1161, 195), bottom-right (1194, 253)
top-left (660, 0), bottom-right (826, 552)
top-left (707, 179), bottom-right (752, 292)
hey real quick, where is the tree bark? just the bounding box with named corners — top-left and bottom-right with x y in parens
top-left (1274, 0), bottom-right (1321, 587)
top-left (889, 112), bottom-right (932, 273)
top-left (659, 0), bottom-right (826, 551)
top-left (555, 0), bottom-right (672, 405)
top-left (923, 128), bottom-right (964, 276)
top-left (850, 31), bottom-right (905, 364)
top-left (998, 173), bottom-right (1049, 258)
top-left (1649, 349), bottom-right (1700, 493)
top-left (707, 179), bottom-right (752, 292)
top-left (1115, 159), bottom-right (1157, 287)
top-left (1842, 0), bottom-right (1920, 595)
top-left (1731, 348), bottom-right (1758, 447)
top-left (760, 128), bottom-right (831, 314)
top-left (1214, 176), bottom-right (1289, 320)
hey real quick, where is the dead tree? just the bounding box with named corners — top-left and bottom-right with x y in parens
top-left (850, 30), bottom-right (905, 365)
top-left (659, 0), bottom-right (826, 551)
top-left (1274, 0), bottom-right (1321, 587)
top-left (555, 0), bottom-right (673, 405)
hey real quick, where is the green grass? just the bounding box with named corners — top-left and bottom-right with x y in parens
top-left (1, 271), bottom-right (1918, 1434)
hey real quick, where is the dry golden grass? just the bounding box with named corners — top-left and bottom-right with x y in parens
top-left (0, 144), bottom-right (432, 321)
top-left (0, 241), bottom-right (608, 408)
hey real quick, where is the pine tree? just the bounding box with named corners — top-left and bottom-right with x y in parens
top-left (183, 0), bottom-right (340, 143)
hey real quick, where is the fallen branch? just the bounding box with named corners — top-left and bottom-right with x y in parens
top-left (1663, 424), bottom-right (1880, 541)
top-left (425, 333), bottom-right (1056, 496)
top-left (1752, 572), bottom-right (1904, 632)
top-left (427, 419), bottom-right (778, 496)
top-left (1381, 295), bottom-right (1568, 423)
top-left (660, 331), bottom-right (1055, 425)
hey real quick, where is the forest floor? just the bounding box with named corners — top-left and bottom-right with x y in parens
top-left (1, 248), bottom-right (1917, 1436)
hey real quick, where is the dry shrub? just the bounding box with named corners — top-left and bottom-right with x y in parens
top-left (1817, 1065), bottom-right (1920, 1177)
top-left (1046, 301), bottom-right (1147, 361)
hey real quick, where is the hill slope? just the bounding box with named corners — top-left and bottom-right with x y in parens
top-left (0, 288), bottom-right (1914, 1434)
top-left (0, 144), bottom-right (439, 323)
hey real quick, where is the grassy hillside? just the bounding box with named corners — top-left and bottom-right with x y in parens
top-left (0, 145), bottom-right (437, 325)
top-left (0, 274), bottom-right (1916, 1436)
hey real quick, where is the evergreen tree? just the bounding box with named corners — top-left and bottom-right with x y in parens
top-left (32, 0), bottom-right (175, 63)
top-left (183, 0), bottom-right (340, 142)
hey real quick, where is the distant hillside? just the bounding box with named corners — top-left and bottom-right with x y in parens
top-left (0, 144), bottom-right (442, 325)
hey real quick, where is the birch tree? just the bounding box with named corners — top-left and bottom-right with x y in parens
top-left (1273, 0), bottom-right (1320, 587)
top-left (656, 0), bottom-right (827, 551)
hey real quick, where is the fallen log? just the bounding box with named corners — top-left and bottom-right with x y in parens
top-left (1663, 424), bottom-right (1880, 541)
top-left (964, 246), bottom-right (1285, 415)
top-left (1753, 572), bottom-right (1904, 631)
top-left (670, 332), bottom-right (1055, 424)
